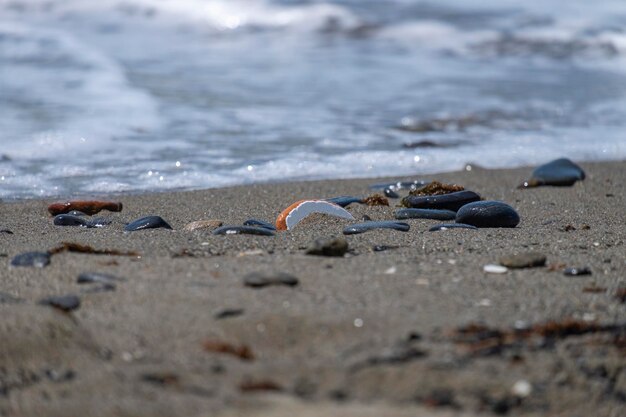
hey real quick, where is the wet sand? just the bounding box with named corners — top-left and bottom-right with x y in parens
top-left (0, 161), bottom-right (624, 417)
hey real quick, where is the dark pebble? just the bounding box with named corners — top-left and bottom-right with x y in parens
top-left (343, 221), bottom-right (410, 235)
top-left (212, 225), bottom-right (275, 236)
top-left (384, 188), bottom-right (399, 198)
top-left (243, 219), bottom-right (276, 230)
top-left (403, 190), bottom-right (481, 211)
top-left (214, 308), bottom-right (245, 319)
top-left (10, 251), bottom-right (51, 268)
top-left (520, 158), bottom-right (586, 188)
top-left (395, 208), bottom-right (457, 220)
top-left (305, 236), bottom-right (348, 257)
top-left (124, 216), bottom-right (172, 231)
top-left (325, 196), bottom-right (363, 208)
top-left (455, 201), bottom-right (520, 228)
top-left (54, 214), bottom-right (90, 227)
top-left (44, 369), bottom-right (76, 383)
top-left (243, 272), bottom-right (299, 288)
top-left (38, 295), bottom-right (81, 312)
top-left (499, 252), bottom-right (546, 268)
top-left (0, 228), bottom-right (13, 234)
top-left (429, 223), bottom-right (478, 231)
top-left (77, 272), bottom-right (122, 284)
top-left (564, 267), bottom-right (592, 276)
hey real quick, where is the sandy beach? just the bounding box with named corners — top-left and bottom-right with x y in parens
top-left (0, 160), bottom-right (624, 417)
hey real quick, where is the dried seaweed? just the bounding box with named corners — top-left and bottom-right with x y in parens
top-left (202, 340), bottom-right (255, 361)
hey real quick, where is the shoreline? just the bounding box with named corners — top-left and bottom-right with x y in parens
top-left (1, 160), bottom-right (624, 417)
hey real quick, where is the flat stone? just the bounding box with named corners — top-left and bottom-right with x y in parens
top-left (124, 215), bottom-right (172, 231)
top-left (305, 236), bottom-right (348, 257)
top-left (183, 220), bottom-right (223, 231)
top-left (499, 252), bottom-right (546, 268)
top-left (10, 251), bottom-right (51, 268)
top-left (455, 201), bottom-right (520, 228)
top-left (54, 214), bottom-right (90, 227)
top-left (343, 221), bottom-right (410, 235)
top-left (520, 158), bottom-right (586, 188)
top-left (38, 295), bottom-right (81, 312)
top-left (395, 208), bottom-right (457, 220)
top-left (402, 190), bottom-right (481, 211)
top-left (243, 272), bottom-right (299, 288)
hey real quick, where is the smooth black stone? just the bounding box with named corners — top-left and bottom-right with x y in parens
top-left (369, 180), bottom-right (428, 191)
top-left (214, 308), bottom-right (245, 319)
top-left (402, 190), bottom-right (481, 211)
top-left (395, 208), bottom-right (457, 220)
top-left (455, 201), bottom-right (520, 228)
top-left (212, 225), bottom-right (275, 236)
top-left (124, 216), bottom-right (172, 231)
top-left (305, 236), bottom-right (348, 257)
top-left (524, 158), bottom-right (586, 187)
top-left (10, 251), bottom-right (51, 268)
top-left (343, 221), bottom-right (410, 235)
top-left (564, 267), bottom-right (592, 276)
top-left (326, 196), bottom-right (363, 208)
top-left (429, 223), bottom-right (478, 232)
top-left (38, 295), bottom-right (81, 312)
top-left (243, 219), bottom-right (276, 230)
top-left (243, 272), bottom-right (299, 288)
top-left (54, 214), bottom-right (90, 227)
top-left (384, 188), bottom-right (400, 198)
top-left (77, 272), bottom-right (122, 285)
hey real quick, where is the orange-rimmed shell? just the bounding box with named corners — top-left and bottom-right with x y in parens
top-left (275, 200), bottom-right (354, 231)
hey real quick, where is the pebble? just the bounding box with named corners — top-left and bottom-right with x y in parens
top-left (243, 272), bottom-right (299, 288)
top-left (519, 158), bottom-right (586, 188)
top-left (455, 201), bottom-right (520, 228)
top-left (564, 267), bottom-right (592, 276)
top-left (183, 220), bottom-right (223, 231)
top-left (38, 295), bottom-right (81, 312)
top-left (212, 225), bottom-right (275, 236)
top-left (402, 190), bottom-right (481, 211)
top-left (77, 272), bottom-right (121, 287)
top-left (499, 252), bottom-right (546, 268)
top-left (395, 208), bottom-right (457, 220)
top-left (429, 223), bottom-right (478, 232)
top-left (243, 219), bottom-right (277, 230)
top-left (54, 214), bottom-right (90, 227)
top-left (326, 196), bottom-right (363, 208)
top-left (384, 188), bottom-right (399, 198)
top-left (484, 264), bottom-right (508, 274)
top-left (343, 221), bottom-right (410, 235)
top-left (305, 236), bottom-right (348, 257)
top-left (48, 200), bottom-right (123, 216)
top-left (124, 215), bottom-right (172, 231)
top-left (10, 251), bottom-right (51, 268)
top-left (214, 308), bottom-right (245, 319)
top-left (0, 228), bottom-right (14, 234)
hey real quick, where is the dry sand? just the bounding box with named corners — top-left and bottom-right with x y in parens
top-left (0, 161), bottom-right (624, 417)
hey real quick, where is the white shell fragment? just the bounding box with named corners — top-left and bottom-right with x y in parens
top-left (483, 264), bottom-right (508, 274)
top-left (276, 200), bottom-right (354, 230)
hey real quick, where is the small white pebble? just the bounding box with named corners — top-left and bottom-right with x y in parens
top-left (483, 264), bottom-right (508, 274)
top-left (477, 298), bottom-right (492, 307)
top-left (447, 259), bottom-right (457, 265)
top-left (201, 242), bottom-right (210, 246)
top-left (512, 380), bottom-right (532, 398)
top-left (354, 318), bottom-right (364, 328)
top-left (593, 242), bottom-right (600, 247)
top-left (384, 266), bottom-right (397, 274)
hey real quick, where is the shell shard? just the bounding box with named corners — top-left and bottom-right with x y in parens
top-left (276, 200), bottom-right (354, 231)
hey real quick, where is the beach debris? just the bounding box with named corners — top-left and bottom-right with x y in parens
top-left (483, 264), bottom-right (508, 274)
top-left (519, 158), bottom-right (585, 188)
top-left (243, 271), bottom-right (299, 288)
top-left (53, 214), bottom-right (111, 228)
top-left (243, 218), bottom-right (277, 230)
top-left (511, 380), bottom-right (532, 398)
top-left (183, 220), bottom-right (223, 231)
top-left (49, 242), bottom-right (140, 257)
top-left (407, 181), bottom-right (465, 196)
top-left (48, 200), bottom-right (123, 216)
top-left (343, 221), bottom-right (410, 235)
top-left (213, 225), bottom-right (275, 236)
top-left (38, 294), bottom-right (81, 312)
top-left (214, 308), bottom-right (244, 319)
top-left (305, 236), bottom-right (348, 257)
top-left (369, 180), bottom-right (427, 191)
top-left (395, 208), bottom-right (456, 220)
top-left (402, 190), bottom-right (481, 211)
top-left (384, 188), bottom-right (399, 198)
top-left (239, 379), bottom-right (283, 393)
top-left (361, 194), bottom-right (389, 206)
top-left (10, 251), bottom-right (51, 268)
top-left (325, 196), bottom-right (363, 208)
top-left (125, 215), bottom-right (172, 231)
top-left (563, 266), bottom-right (592, 276)
top-left (429, 223), bottom-right (478, 232)
top-left (583, 286), bottom-right (606, 293)
top-left (499, 252), bottom-right (546, 268)
top-left (202, 340), bottom-right (255, 361)
top-left (455, 201), bottom-right (520, 228)
top-left (276, 200), bottom-right (354, 230)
